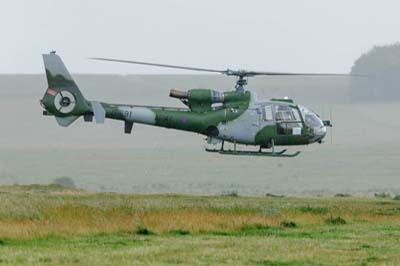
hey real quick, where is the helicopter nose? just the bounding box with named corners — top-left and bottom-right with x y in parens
top-left (313, 125), bottom-right (327, 143)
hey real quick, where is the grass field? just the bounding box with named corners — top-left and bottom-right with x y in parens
top-left (0, 185), bottom-right (400, 265)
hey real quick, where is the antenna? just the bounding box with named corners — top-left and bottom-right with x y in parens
top-left (330, 106), bottom-right (333, 145)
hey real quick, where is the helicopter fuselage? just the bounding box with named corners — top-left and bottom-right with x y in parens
top-left (40, 52), bottom-right (329, 155)
top-left (96, 90), bottom-right (326, 147)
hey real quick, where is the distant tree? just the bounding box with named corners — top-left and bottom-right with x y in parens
top-left (350, 43), bottom-right (400, 102)
top-left (52, 176), bottom-right (76, 188)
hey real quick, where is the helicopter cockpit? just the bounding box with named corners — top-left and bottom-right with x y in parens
top-left (298, 106), bottom-right (327, 143)
top-left (268, 103), bottom-right (327, 143)
top-left (273, 104), bottom-right (303, 135)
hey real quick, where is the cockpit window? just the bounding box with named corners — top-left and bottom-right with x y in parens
top-left (299, 106), bottom-right (324, 128)
top-left (298, 106), bottom-right (327, 142)
top-left (274, 104), bottom-right (303, 135)
top-left (263, 105), bottom-right (273, 121)
top-left (274, 104), bottom-right (301, 122)
top-left (305, 113), bottom-right (322, 128)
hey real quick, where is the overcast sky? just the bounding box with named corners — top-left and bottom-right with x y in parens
top-left (2, 0), bottom-right (400, 74)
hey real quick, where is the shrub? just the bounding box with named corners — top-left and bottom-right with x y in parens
top-left (136, 224), bottom-right (153, 235)
top-left (52, 177), bottom-right (76, 188)
top-left (265, 193), bottom-right (285, 198)
top-left (169, 229), bottom-right (190, 236)
top-left (393, 195), bottom-right (400, 200)
top-left (374, 192), bottom-right (391, 198)
top-left (241, 223), bottom-right (270, 232)
top-left (325, 216), bottom-right (346, 225)
top-left (334, 193), bottom-right (351, 197)
top-left (39, 257), bottom-right (52, 263)
top-left (222, 191), bottom-right (239, 197)
top-left (280, 220), bottom-right (297, 228)
top-left (298, 206), bottom-right (328, 214)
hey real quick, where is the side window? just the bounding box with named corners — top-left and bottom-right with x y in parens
top-left (274, 104), bottom-right (303, 135)
top-left (263, 105), bottom-right (273, 121)
top-left (274, 104), bottom-right (301, 122)
top-left (292, 107), bottom-right (301, 121)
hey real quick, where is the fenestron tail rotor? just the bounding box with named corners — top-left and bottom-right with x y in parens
top-left (89, 57), bottom-right (353, 92)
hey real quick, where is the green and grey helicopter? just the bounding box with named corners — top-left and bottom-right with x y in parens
top-left (40, 52), bottom-right (340, 157)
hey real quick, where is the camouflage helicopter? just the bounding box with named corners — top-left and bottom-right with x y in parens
top-left (40, 52), bottom-right (340, 157)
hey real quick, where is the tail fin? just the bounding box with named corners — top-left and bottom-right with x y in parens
top-left (40, 52), bottom-right (91, 127)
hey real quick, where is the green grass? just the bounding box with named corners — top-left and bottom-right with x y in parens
top-left (0, 184), bottom-right (400, 265)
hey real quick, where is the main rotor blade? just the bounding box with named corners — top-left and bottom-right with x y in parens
top-left (90, 57), bottom-right (358, 77)
top-left (89, 57), bottom-right (226, 74)
top-left (245, 71), bottom-right (352, 77)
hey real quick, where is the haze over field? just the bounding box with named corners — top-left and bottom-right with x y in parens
top-left (0, 75), bottom-right (399, 195)
top-left (1, 0), bottom-right (400, 195)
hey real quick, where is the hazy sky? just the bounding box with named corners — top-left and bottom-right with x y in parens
top-left (2, 0), bottom-right (400, 74)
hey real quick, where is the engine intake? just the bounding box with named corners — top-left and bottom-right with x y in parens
top-left (169, 89), bottom-right (225, 112)
top-left (169, 89), bottom-right (188, 99)
top-left (170, 89), bottom-right (224, 103)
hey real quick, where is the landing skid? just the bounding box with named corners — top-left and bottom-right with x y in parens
top-left (205, 148), bottom-right (300, 157)
top-left (205, 139), bottom-right (300, 157)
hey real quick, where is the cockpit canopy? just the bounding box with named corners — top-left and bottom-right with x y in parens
top-left (298, 105), bottom-right (327, 142)
top-left (262, 102), bottom-right (327, 142)
top-left (298, 106), bottom-right (324, 129)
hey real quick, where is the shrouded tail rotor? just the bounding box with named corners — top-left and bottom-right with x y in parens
top-left (41, 52), bottom-right (92, 126)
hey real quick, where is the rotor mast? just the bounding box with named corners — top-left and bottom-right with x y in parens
top-left (235, 76), bottom-right (247, 92)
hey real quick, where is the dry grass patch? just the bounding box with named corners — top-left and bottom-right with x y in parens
top-left (1, 185), bottom-right (400, 265)
top-left (0, 185), bottom-right (399, 239)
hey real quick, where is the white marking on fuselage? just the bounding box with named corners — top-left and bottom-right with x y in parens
top-left (119, 106), bottom-right (156, 125)
top-left (217, 91), bottom-right (261, 144)
top-left (217, 108), bottom-right (260, 144)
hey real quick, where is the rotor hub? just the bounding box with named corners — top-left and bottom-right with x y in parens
top-left (60, 96), bottom-right (72, 107)
top-left (235, 76), bottom-right (248, 92)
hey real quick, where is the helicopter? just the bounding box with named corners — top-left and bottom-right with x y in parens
top-left (40, 52), bottom-right (342, 157)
